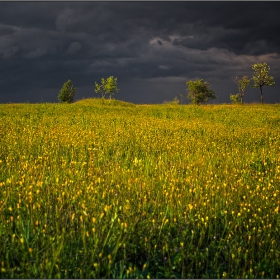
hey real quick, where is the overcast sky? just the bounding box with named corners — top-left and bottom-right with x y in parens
top-left (1, 1), bottom-right (280, 104)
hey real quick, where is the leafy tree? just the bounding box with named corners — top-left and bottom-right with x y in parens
top-left (58, 79), bottom-right (76, 103)
top-left (235, 75), bottom-right (251, 104)
top-left (95, 76), bottom-right (119, 100)
top-left (186, 79), bottom-right (216, 104)
top-left (251, 62), bottom-right (275, 104)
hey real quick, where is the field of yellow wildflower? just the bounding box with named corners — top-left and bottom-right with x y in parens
top-left (0, 99), bottom-right (280, 278)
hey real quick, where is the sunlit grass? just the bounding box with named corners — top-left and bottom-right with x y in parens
top-left (0, 100), bottom-right (280, 278)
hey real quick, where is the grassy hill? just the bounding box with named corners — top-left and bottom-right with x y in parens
top-left (0, 101), bottom-right (280, 278)
top-left (75, 97), bottom-right (136, 107)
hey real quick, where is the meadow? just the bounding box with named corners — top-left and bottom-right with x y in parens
top-left (0, 98), bottom-right (280, 278)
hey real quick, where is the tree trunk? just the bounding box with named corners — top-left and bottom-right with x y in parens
top-left (260, 86), bottom-right (264, 104)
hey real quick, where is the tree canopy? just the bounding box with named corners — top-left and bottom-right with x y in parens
top-left (58, 79), bottom-right (76, 103)
top-left (186, 79), bottom-right (216, 105)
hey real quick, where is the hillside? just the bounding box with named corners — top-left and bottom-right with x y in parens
top-left (0, 102), bottom-right (280, 278)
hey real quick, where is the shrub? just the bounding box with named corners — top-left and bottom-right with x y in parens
top-left (230, 93), bottom-right (241, 104)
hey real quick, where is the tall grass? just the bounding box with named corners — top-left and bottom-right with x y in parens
top-left (0, 100), bottom-right (280, 278)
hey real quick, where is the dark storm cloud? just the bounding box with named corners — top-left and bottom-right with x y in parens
top-left (0, 2), bottom-right (62, 30)
top-left (0, 2), bottom-right (280, 104)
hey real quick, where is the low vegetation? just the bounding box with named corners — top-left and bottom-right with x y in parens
top-left (75, 98), bottom-right (136, 107)
top-left (0, 101), bottom-right (280, 278)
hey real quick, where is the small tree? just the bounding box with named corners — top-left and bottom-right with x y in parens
top-left (230, 93), bottom-right (240, 104)
top-left (235, 75), bottom-right (251, 104)
top-left (95, 76), bottom-right (119, 100)
top-left (186, 79), bottom-right (216, 104)
top-left (58, 79), bottom-right (76, 103)
top-left (251, 62), bottom-right (275, 104)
